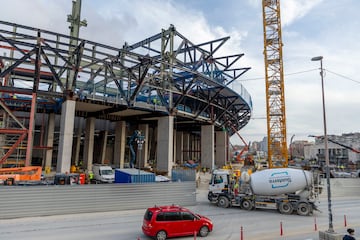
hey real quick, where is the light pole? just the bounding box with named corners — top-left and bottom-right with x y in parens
top-left (290, 134), bottom-right (295, 162)
top-left (311, 56), bottom-right (334, 233)
top-left (136, 131), bottom-right (145, 183)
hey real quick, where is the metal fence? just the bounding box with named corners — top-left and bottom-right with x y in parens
top-left (0, 181), bottom-right (196, 219)
top-left (171, 168), bottom-right (196, 182)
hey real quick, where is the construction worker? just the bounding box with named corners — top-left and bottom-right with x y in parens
top-left (152, 97), bottom-right (161, 105)
top-left (234, 178), bottom-right (239, 195)
top-left (88, 170), bottom-right (94, 184)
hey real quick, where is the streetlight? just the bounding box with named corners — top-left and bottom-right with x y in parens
top-left (311, 56), bottom-right (334, 233)
top-left (290, 134), bottom-right (295, 162)
top-left (136, 131), bottom-right (145, 183)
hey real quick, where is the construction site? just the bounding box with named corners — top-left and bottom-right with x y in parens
top-left (0, 3), bottom-right (254, 180)
top-left (0, 0), bottom-right (291, 180)
top-left (0, 0), bottom-right (294, 214)
top-left (1, 2), bottom-right (359, 240)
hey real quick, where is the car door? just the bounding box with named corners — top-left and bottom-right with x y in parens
top-left (180, 211), bottom-right (198, 235)
top-left (163, 211), bottom-right (182, 237)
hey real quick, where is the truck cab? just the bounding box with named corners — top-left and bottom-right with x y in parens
top-left (92, 165), bottom-right (115, 183)
top-left (208, 169), bottom-right (231, 201)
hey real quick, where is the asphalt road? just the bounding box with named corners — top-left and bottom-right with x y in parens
top-left (1, 177), bottom-right (359, 240)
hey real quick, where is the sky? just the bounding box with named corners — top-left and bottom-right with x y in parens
top-left (1, 0), bottom-right (359, 146)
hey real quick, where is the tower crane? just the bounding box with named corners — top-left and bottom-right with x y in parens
top-left (262, 0), bottom-right (288, 168)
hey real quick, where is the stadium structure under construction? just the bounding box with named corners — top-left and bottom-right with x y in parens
top-left (0, 19), bottom-right (252, 175)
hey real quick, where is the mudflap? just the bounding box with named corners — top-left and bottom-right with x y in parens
top-left (312, 202), bottom-right (322, 213)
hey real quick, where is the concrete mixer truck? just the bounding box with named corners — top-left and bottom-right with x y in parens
top-left (208, 168), bottom-right (322, 215)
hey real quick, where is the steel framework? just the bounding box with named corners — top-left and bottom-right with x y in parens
top-left (0, 20), bottom-right (252, 165)
top-left (262, 0), bottom-right (288, 168)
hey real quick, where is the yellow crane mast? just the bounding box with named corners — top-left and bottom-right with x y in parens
top-left (262, 0), bottom-right (288, 168)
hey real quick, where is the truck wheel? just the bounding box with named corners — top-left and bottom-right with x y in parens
top-left (297, 202), bottom-right (312, 216)
top-left (217, 196), bottom-right (230, 208)
top-left (156, 230), bottom-right (167, 240)
top-left (241, 199), bottom-right (253, 210)
top-left (198, 226), bottom-right (210, 237)
top-left (278, 202), bottom-right (293, 214)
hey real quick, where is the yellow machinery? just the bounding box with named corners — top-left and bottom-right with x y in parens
top-left (262, 0), bottom-right (288, 168)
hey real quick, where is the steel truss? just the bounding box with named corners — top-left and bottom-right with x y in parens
top-left (0, 20), bottom-right (252, 164)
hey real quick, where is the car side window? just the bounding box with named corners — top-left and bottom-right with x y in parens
top-left (156, 213), bottom-right (165, 221)
top-left (182, 212), bottom-right (194, 221)
top-left (164, 212), bottom-right (181, 221)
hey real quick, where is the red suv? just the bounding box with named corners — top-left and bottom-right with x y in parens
top-left (142, 205), bottom-right (213, 240)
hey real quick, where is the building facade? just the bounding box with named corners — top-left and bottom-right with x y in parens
top-left (304, 133), bottom-right (360, 168)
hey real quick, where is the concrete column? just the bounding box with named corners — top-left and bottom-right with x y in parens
top-left (57, 100), bottom-right (76, 173)
top-left (156, 116), bottom-right (174, 175)
top-left (114, 121), bottom-right (126, 168)
top-left (175, 131), bottom-right (183, 165)
top-left (83, 117), bottom-right (95, 171)
top-left (183, 133), bottom-right (190, 162)
top-left (201, 125), bottom-right (214, 170)
top-left (216, 130), bottom-right (228, 167)
top-left (173, 129), bottom-right (177, 164)
top-left (99, 130), bottom-right (108, 164)
top-left (138, 124), bottom-right (149, 168)
top-left (73, 117), bottom-right (83, 167)
top-left (44, 113), bottom-right (55, 171)
top-left (192, 136), bottom-right (200, 161)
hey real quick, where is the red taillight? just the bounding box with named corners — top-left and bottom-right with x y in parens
top-left (143, 221), bottom-right (152, 229)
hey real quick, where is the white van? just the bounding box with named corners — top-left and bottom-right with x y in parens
top-left (92, 164), bottom-right (115, 183)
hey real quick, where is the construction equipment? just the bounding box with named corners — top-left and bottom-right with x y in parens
top-left (228, 124), bottom-right (250, 162)
top-left (0, 166), bottom-right (42, 185)
top-left (208, 167), bottom-right (322, 215)
top-left (262, 0), bottom-right (288, 168)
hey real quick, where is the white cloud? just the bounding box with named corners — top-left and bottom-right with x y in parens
top-left (281, 0), bottom-right (323, 26)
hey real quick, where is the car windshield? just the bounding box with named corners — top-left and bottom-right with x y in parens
top-left (101, 169), bottom-right (113, 175)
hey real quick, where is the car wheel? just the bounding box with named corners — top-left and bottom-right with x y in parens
top-left (199, 226), bottom-right (209, 237)
top-left (156, 230), bottom-right (167, 240)
top-left (240, 199), bottom-right (253, 210)
top-left (278, 202), bottom-right (293, 214)
top-left (297, 202), bottom-right (312, 216)
top-left (217, 196), bottom-right (230, 208)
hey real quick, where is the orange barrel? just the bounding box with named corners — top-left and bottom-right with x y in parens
top-left (79, 173), bottom-right (85, 184)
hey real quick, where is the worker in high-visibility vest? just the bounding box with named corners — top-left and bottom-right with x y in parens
top-left (234, 179), bottom-right (239, 195)
top-left (88, 171), bottom-right (94, 184)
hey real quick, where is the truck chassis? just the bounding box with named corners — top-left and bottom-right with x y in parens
top-left (208, 192), bottom-right (317, 216)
